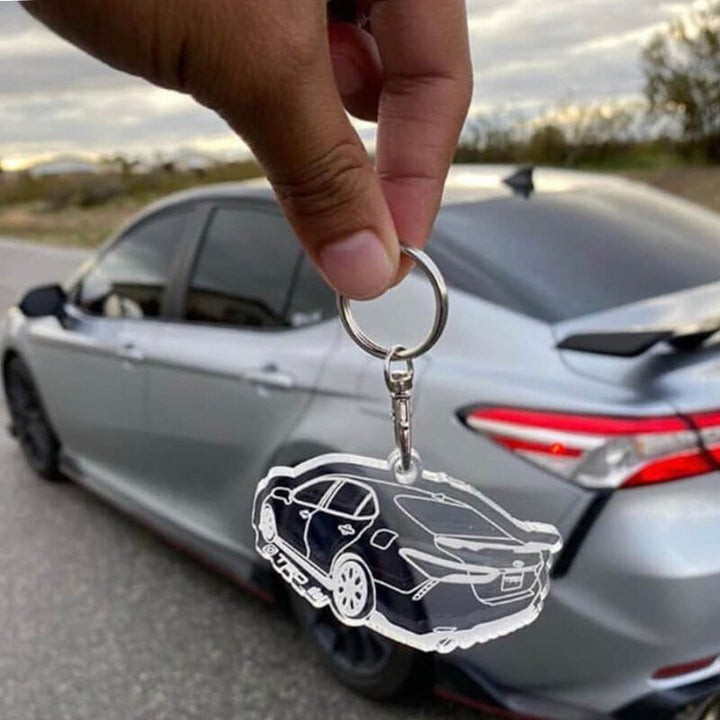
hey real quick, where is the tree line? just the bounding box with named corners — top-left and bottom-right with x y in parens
top-left (3, 2), bottom-right (718, 179)
top-left (456, 1), bottom-right (720, 168)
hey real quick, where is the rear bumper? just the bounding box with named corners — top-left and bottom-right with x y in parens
top-left (615, 674), bottom-right (720, 719)
top-left (435, 657), bottom-right (611, 719)
top-left (435, 657), bottom-right (720, 719)
top-left (439, 472), bottom-right (720, 717)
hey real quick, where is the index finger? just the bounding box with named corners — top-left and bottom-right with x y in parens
top-left (370, 0), bottom-right (472, 255)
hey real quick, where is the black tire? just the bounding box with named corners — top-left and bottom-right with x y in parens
top-left (289, 590), bottom-right (432, 700)
top-left (3, 356), bottom-right (62, 481)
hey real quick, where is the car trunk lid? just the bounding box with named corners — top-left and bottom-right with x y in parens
top-left (554, 281), bottom-right (720, 416)
top-left (553, 283), bottom-right (720, 484)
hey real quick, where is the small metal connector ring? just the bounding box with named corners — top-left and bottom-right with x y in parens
top-left (384, 346), bottom-right (414, 394)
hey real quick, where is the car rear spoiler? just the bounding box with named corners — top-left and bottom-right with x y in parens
top-left (557, 326), bottom-right (720, 357)
top-left (554, 282), bottom-right (720, 357)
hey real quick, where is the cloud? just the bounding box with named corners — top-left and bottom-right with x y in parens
top-left (0, 0), bottom-right (701, 168)
top-left (0, 86), bottom-right (240, 157)
top-left (466, 0), bottom-right (695, 112)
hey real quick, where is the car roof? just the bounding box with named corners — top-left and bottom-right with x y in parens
top-left (139, 164), bottom-right (633, 216)
top-left (300, 473), bottom-right (479, 512)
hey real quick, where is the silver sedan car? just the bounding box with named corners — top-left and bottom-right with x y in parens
top-left (4, 166), bottom-right (720, 720)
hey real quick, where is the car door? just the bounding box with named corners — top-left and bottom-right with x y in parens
top-left (279, 478), bottom-right (338, 556)
top-left (25, 204), bottom-right (198, 482)
top-left (142, 200), bottom-right (341, 545)
top-left (306, 480), bottom-right (378, 572)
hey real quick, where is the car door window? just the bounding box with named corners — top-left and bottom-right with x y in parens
top-left (355, 494), bottom-right (378, 519)
top-left (76, 206), bottom-right (191, 319)
top-left (294, 479), bottom-right (335, 507)
top-left (287, 257), bottom-right (337, 328)
top-left (185, 205), bottom-right (300, 329)
top-left (327, 482), bottom-right (371, 517)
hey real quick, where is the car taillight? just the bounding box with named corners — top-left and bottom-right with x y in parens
top-left (461, 407), bottom-right (718, 490)
top-left (652, 655), bottom-right (718, 680)
top-left (690, 411), bottom-right (720, 463)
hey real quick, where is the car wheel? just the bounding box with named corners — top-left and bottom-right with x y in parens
top-left (3, 356), bottom-right (62, 481)
top-left (289, 591), bottom-right (432, 700)
top-left (259, 503), bottom-right (277, 543)
top-left (331, 555), bottom-right (374, 623)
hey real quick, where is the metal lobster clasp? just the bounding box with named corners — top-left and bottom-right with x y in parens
top-left (384, 347), bottom-right (415, 479)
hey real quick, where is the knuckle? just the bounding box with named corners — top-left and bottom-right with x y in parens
top-left (272, 140), bottom-right (370, 223)
top-left (458, 72), bottom-right (474, 113)
top-left (282, 26), bottom-right (323, 72)
top-left (386, 72), bottom-right (473, 113)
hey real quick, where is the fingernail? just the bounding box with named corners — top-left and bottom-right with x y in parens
top-left (318, 231), bottom-right (395, 300)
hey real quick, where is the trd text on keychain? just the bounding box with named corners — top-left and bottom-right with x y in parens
top-left (252, 247), bottom-right (562, 654)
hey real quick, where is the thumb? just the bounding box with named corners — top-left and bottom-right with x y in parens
top-left (24, 0), bottom-right (398, 300)
top-left (220, 34), bottom-right (399, 300)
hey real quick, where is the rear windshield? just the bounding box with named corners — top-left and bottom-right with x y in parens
top-left (395, 496), bottom-right (510, 540)
top-left (433, 186), bottom-right (720, 322)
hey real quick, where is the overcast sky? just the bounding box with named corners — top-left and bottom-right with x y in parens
top-left (0, 0), bottom-right (703, 169)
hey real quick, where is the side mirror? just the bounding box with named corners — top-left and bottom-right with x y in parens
top-left (19, 284), bottom-right (67, 319)
top-left (273, 487), bottom-right (292, 504)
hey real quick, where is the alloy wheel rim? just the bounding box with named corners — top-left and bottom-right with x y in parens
top-left (334, 561), bottom-right (368, 618)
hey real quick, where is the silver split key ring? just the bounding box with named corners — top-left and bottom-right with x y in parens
top-left (338, 246), bottom-right (449, 361)
top-left (337, 246), bottom-right (449, 481)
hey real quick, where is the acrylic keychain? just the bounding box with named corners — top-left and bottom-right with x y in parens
top-left (252, 247), bottom-right (562, 654)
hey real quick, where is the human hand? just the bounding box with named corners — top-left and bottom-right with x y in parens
top-left (24, 0), bottom-right (472, 299)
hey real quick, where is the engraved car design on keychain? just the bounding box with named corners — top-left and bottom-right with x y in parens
top-left (253, 454), bottom-right (562, 654)
top-left (252, 247), bottom-right (562, 653)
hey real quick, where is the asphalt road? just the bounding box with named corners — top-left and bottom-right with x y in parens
top-left (0, 238), bottom-right (478, 720)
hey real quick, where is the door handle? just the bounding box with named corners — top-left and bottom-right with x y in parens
top-left (245, 363), bottom-right (295, 390)
top-left (338, 524), bottom-right (356, 537)
top-left (299, 509), bottom-right (312, 519)
top-left (117, 342), bottom-right (144, 363)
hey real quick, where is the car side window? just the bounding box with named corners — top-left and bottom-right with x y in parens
top-left (287, 257), bottom-right (337, 328)
top-left (76, 206), bottom-right (191, 319)
top-left (355, 494), bottom-right (378, 519)
top-left (327, 482), bottom-right (371, 516)
top-left (185, 205), bottom-right (301, 329)
top-left (294, 480), bottom-right (335, 507)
